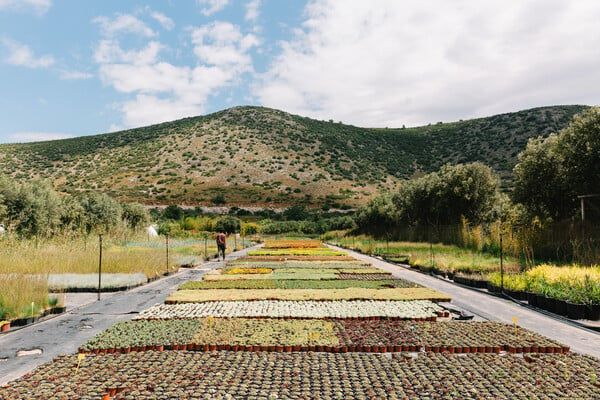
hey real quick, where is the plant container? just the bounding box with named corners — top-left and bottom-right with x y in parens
top-left (526, 292), bottom-right (537, 306)
top-left (534, 294), bottom-right (546, 310)
top-left (0, 323), bottom-right (9, 332)
top-left (555, 299), bottom-right (568, 316)
top-left (543, 296), bottom-right (557, 313)
top-left (566, 301), bottom-right (586, 319)
top-left (585, 303), bottom-right (600, 321)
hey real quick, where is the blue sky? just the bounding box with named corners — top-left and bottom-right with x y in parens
top-left (1, 0), bottom-right (599, 143)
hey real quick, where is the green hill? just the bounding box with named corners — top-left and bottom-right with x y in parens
top-left (0, 105), bottom-right (588, 206)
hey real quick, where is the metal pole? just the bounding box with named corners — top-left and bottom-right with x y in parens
top-left (204, 235), bottom-right (208, 260)
top-left (166, 233), bottom-right (169, 275)
top-left (500, 233), bottom-right (504, 293)
top-left (98, 234), bottom-right (102, 301)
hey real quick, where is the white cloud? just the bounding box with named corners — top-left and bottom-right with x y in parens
top-left (59, 69), bottom-right (94, 80)
top-left (95, 22), bottom-right (258, 128)
top-left (94, 40), bottom-right (164, 64)
top-left (256, 0), bottom-right (600, 127)
top-left (120, 95), bottom-right (205, 128)
top-left (4, 132), bottom-right (74, 143)
top-left (1, 38), bottom-right (54, 68)
top-left (197, 0), bottom-right (229, 16)
top-left (245, 0), bottom-right (261, 22)
top-left (190, 22), bottom-right (259, 67)
top-left (93, 13), bottom-right (156, 38)
top-left (0, 0), bottom-right (51, 15)
top-left (150, 11), bottom-right (175, 31)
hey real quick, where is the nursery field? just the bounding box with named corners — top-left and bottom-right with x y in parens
top-left (1, 238), bottom-right (599, 399)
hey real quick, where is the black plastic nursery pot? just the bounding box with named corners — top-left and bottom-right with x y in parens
top-left (554, 299), bottom-right (568, 316)
top-left (526, 292), bottom-right (536, 306)
top-left (585, 303), bottom-right (600, 321)
top-left (566, 301), bottom-right (587, 320)
top-left (534, 294), bottom-right (546, 310)
top-left (543, 296), bottom-right (557, 313)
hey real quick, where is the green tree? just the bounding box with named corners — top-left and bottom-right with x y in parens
top-left (163, 204), bottom-right (183, 220)
top-left (78, 192), bottom-right (122, 234)
top-left (512, 136), bottom-right (564, 219)
top-left (60, 195), bottom-right (85, 232)
top-left (354, 194), bottom-right (397, 236)
top-left (122, 202), bottom-right (149, 230)
top-left (0, 179), bottom-right (62, 236)
top-left (394, 162), bottom-right (499, 226)
top-left (283, 205), bottom-right (309, 221)
top-left (513, 107), bottom-right (600, 221)
top-left (215, 216), bottom-right (241, 234)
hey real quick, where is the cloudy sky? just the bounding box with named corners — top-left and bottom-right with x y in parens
top-left (0, 0), bottom-right (598, 143)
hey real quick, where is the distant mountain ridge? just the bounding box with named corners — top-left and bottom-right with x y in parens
top-left (0, 105), bottom-right (588, 206)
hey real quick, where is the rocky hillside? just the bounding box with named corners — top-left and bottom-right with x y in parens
top-left (0, 105), bottom-right (588, 206)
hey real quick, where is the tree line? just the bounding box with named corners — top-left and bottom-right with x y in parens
top-left (355, 107), bottom-right (600, 238)
top-left (0, 178), bottom-right (149, 237)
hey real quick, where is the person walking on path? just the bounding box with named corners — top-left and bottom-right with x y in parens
top-left (216, 231), bottom-right (227, 261)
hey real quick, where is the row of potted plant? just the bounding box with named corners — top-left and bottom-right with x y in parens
top-left (135, 300), bottom-right (445, 320)
top-left (225, 260), bottom-right (372, 269)
top-left (4, 351), bottom-right (598, 399)
top-left (78, 318), bottom-right (566, 355)
top-left (166, 287), bottom-right (451, 303)
top-left (334, 320), bottom-right (566, 352)
top-left (263, 239), bottom-right (324, 249)
top-left (178, 278), bottom-right (414, 290)
top-left (247, 248), bottom-right (347, 257)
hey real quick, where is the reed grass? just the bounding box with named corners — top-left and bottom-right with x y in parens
top-left (0, 274), bottom-right (49, 320)
top-left (332, 236), bottom-right (519, 274)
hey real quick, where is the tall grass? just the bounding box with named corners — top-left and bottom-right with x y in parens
top-left (329, 235), bottom-right (519, 275)
top-left (0, 275), bottom-right (49, 320)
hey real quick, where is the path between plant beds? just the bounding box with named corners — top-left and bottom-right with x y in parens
top-left (0, 245), bottom-right (261, 386)
top-left (328, 245), bottom-right (600, 359)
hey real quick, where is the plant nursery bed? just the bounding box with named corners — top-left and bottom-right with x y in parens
top-left (77, 318), bottom-right (566, 355)
top-left (135, 300), bottom-right (445, 320)
top-left (179, 278), bottom-right (416, 290)
top-left (166, 288), bottom-right (451, 303)
top-left (246, 255), bottom-right (357, 261)
top-left (202, 272), bottom-right (340, 281)
top-left (247, 248), bottom-right (347, 256)
top-left (3, 352), bottom-right (598, 399)
top-left (45, 273), bottom-right (148, 292)
top-left (225, 260), bottom-right (372, 269)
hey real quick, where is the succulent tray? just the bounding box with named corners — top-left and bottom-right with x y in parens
top-left (245, 255), bottom-right (358, 261)
top-left (225, 260), bottom-right (372, 268)
top-left (166, 288), bottom-right (451, 303)
top-left (247, 249), bottom-right (346, 256)
top-left (178, 279), bottom-right (416, 290)
top-left (263, 239), bottom-right (324, 248)
top-left (202, 272), bottom-right (340, 281)
top-left (135, 300), bottom-right (445, 320)
top-left (3, 352), bottom-right (599, 399)
top-left (78, 319), bottom-right (566, 355)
